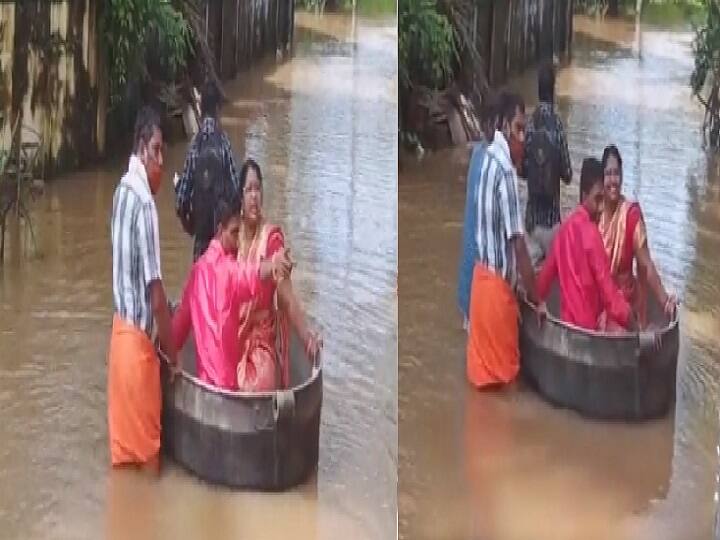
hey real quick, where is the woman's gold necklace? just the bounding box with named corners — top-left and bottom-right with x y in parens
top-left (240, 220), bottom-right (262, 259)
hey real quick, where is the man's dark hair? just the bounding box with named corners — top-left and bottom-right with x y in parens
top-left (133, 106), bottom-right (162, 154)
top-left (580, 157), bottom-right (604, 202)
top-left (538, 61), bottom-right (556, 103)
top-left (214, 192), bottom-right (241, 231)
top-left (201, 79), bottom-right (221, 118)
top-left (480, 92), bottom-right (500, 137)
top-left (498, 92), bottom-right (525, 128)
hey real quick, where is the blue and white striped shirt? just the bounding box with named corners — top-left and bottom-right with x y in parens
top-left (111, 155), bottom-right (163, 336)
top-left (476, 131), bottom-right (525, 286)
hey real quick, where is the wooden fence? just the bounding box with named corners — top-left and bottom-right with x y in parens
top-left (205, 0), bottom-right (294, 81)
top-left (469, 0), bottom-right (574, 86)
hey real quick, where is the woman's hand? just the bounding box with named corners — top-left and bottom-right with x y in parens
top-left (664, 293), bottom-right (678, 318)
top-left (270, 248), bottom-right (293, 282)
top-left (304, 329), bottom-right (323, 360)
top-left (597, 310), bottom-right (608, 331)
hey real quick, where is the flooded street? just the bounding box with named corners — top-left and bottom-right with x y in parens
top-left (400, 14), bottom-right (720, 540)
top-left (0, 10), bottom-right (396, 540)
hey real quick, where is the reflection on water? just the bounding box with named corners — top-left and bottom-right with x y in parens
top-left (0, 11), bottom-right (397, 540)
top-left (399, 14), bottom-right (719, 540)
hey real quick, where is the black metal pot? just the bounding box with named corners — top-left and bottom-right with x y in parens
top-left (159, 331), bottom-right (322, 490)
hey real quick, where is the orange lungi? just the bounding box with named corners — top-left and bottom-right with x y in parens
top-left (466, 263), bottom-right (520, 388)
top-left (107, 315), bottom-right (161, 466)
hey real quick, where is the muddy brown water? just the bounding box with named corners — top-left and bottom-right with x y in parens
top-left (0, 11), bottom-right (397, 540)
top-left (400, 14), bottom-right (720, 540)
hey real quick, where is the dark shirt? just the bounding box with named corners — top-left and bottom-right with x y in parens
top-left (522, 101), bottom-right (572, 231)
top-left (175, 116), bottom-right (241, 259)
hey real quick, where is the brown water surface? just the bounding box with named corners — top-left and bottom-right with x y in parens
top-left (400, 14), bottom-right (720, 540)
top-left (0, 11), bottom-right (397, 540)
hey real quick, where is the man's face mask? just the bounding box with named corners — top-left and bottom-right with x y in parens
top-left (509, 136), bottom-right (525, 170)
top-left (142, 130), bottom-right (164, 194)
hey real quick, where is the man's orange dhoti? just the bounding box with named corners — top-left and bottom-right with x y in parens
top-left (107, 315), bottom-right (161, 467)
top-left (466, 263), bottom-right (520, 388)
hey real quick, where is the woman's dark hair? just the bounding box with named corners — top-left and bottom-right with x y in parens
top-left (133, 106), bottom-right (162, 154)
top-left (580, 157), bottom-right (604, 203)
top-left (239, 158), bottom-right (263, 194)
top-left (498, 91), bottom-right (525, 128)
top-left (538, 61), bottom-right (556, 103)
top-left (601, 144), bottom-right (623, 174)
top-left (201, 80), bottom-right (221, 118)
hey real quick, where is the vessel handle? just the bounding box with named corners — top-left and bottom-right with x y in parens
top-left (671, 299), bottom-right (681, 324)
top-left (637, 331), bottom-right (661, 356)
top-left (312, 349), bottom-right (322, 374)
top-left (273, 389), bottom-right (296, 425)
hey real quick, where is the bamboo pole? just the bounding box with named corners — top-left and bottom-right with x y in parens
top-left (635, 0), bottom-right (643, 60)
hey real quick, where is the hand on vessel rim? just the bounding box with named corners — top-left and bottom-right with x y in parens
top-left (664, 294), bottom-right (679, 317)
top-left (305, 331), bottom-right (323, 360)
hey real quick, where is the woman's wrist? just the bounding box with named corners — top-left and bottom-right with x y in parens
top-left (258, 259), bottom-right (271, 280)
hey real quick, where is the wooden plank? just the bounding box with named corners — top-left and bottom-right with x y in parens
top-left (207, 0), bottom-right (223, 77)
top-left (234, 0), bottom-right (240, 70)
top-left (270, 0), bottom-right (277, 53)
top-left (476, 1), bottom-right (492, 80)
top-left (539, 0), bottom-right (553, 61)
top-left (221, 0), bottom-right (237, 79)
top-left (490, 0), bottom-right (509, 85)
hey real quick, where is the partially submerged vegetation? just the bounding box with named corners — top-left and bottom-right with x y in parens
top-left (102, 0), bottom-right (223, 143)
top-left (399, 0), bottom-right (488, 150)
top-left (399, 0), bottom-right (719, 150)
top-left (691, 0), bottom-right (720, 147)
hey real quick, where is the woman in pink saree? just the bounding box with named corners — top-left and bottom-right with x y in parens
top-left (598, 145), bottom-right (676, 330)
top-left (236, 159), bottom-right (322, 391)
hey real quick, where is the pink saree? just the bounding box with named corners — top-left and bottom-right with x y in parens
top-left (236, 223), bottom-right (290, 391)
top-left (598, 196), bottom-right (649, 328)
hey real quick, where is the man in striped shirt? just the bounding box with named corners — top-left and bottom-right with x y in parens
top-left (457, 93), bottom-right (500, 330)
top-left (467, 92), bottom-right (544, 389)
top-left (108, 106), bottom-right (176, 473)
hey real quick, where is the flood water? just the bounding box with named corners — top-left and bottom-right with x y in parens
top-left (400, 14), bottom-right (720, 540)
top-left (0, 10), bottom-right (397, 540)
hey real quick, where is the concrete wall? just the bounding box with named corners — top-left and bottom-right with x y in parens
top-left (0, 0), bottom-right (103, 177)
top-left (0, 0), bottom-right (294, 179)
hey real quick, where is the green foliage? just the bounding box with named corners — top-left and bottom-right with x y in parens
top-left (102, 0), bottom-right (192, 108)
top-left (691, 0), bottom-right (720, 96)
top-left (576, 0), bottom-right (705, 16)
top-left (295, 0), bottom-right (395, 18)
top-left (690, 0), bottom-right (720, 145)
top-left (296, 0), bottom-right (329, 8)
top-left (295, 0), bottom-right (350, 10)
top-left (399, 0), bottom-right (457, 94)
